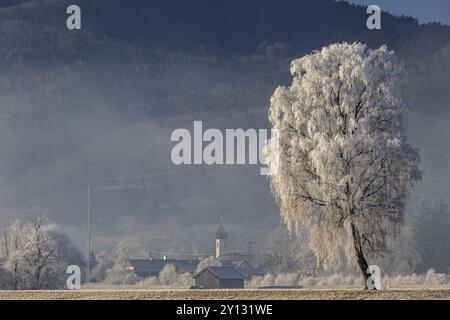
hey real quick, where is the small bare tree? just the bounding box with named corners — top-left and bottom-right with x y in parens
top-left (263, 226), bottom-right (316, 275)
top-left (22, 216), bottom-right (57, 289)
top-left (1, 221), bottom-right (22, 289)
top-left (1, 215), bottom-right (84, 289)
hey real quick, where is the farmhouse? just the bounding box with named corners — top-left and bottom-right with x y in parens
top-left (194, 266), bottom-right (245, 289)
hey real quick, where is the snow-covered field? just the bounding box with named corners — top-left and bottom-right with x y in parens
top-left (0, 288), bottom-right (449, 300)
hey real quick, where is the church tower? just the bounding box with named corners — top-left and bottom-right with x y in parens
top-left (215, 221), bottom-right (227, 258)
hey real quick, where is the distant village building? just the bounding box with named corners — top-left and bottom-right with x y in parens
top-left (194, 266), bottom-right (245, 289)
top-left (220, 256), bottom-right (265, 280)
top-left (126, 222), bottom-right (265, 281)
top-left (234, 260), bottom-right (264, 280)
top-left (126, 259), bottom-right (199, 277)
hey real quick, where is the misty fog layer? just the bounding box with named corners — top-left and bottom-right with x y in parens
top-left (0, 0), bottom-right (449, 258)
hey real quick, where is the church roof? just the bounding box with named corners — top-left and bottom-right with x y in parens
top-left (215, 224), bottom-right (228, 239)
top-left (194, 266), bottom-right (244, 280)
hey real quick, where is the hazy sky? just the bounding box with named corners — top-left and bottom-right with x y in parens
top-left (346, 0), bottom-right (450, 25)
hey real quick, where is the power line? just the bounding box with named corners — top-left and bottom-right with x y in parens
top-left (150, 250), bottom-right (209, 257)
top-left (422, 176), bottom-right (450, 183)
top-left (149, 249), bottom-right (248, 257)
top-left (89, 168), bottom-right (200, 184)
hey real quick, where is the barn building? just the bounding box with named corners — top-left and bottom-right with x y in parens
top-left (194, 266), bottom-right (245, 289)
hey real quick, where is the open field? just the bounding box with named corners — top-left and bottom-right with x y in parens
top-left (0, 288), bottom-right (449, 300)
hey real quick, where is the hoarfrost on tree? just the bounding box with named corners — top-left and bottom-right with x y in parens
top-left (0, 215), bottom-right (84, 289)
top-left (267, 42), bottom-right (421, 287)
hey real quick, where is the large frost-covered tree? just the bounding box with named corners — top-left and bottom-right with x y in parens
top-left (267, 43), bottom-right (421, 288)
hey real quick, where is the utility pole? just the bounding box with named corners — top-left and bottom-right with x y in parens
top-left (87, 182), bottom-right (91, 284)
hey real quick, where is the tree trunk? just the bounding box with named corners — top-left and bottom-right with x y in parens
top-left (350, 223), bottom-right (372, 289)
